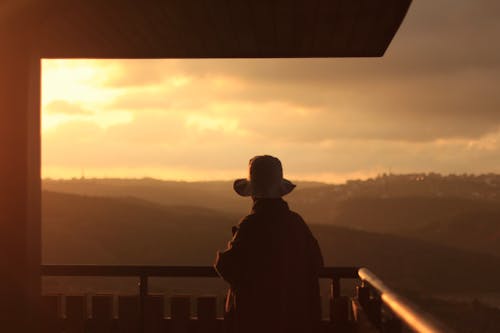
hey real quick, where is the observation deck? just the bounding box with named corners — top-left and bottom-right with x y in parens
top-left (2, 0), bottom-right (416, 330)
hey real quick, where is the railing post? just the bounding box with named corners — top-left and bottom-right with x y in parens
top-left (90, 294), bottom-right (114, 332)
top-left (330, 277), bottom-right (349, 325)
top-left (65, 295), bottom-right (86, 333)
top-left (139, 275), bottom-right (148, 333)
top-left (171, 295), bottom-right (191, 333)
top-left (356, 283), bottom-right (370, 306)
top-left (366, 294), bottom-right (382, 328)
top-left (331, 277), bottom-right (341, 299)
top-left (118, 295), bottom-right (140, 333)
top-left (329, 278), bottom-right (337, 323)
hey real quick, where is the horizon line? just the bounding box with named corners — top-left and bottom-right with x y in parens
top-left (41, 171), bottom-right (500, 185)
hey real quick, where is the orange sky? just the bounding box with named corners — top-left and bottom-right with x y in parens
top-left (41, 0), bottom-right (500, 183)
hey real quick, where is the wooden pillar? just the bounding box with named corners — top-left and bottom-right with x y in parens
top-left (0, 12), bottom-right (41, 332)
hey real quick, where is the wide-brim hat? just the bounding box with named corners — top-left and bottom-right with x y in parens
top-left (233, 155), bottom-right (296, 198)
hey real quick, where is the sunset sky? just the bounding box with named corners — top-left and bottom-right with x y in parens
top-left (41, 0), bottom-right (500, 183)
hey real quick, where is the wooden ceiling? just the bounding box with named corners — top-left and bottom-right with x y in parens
top-left (9, 0), bottom-right (412, 58)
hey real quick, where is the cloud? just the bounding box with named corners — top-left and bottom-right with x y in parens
top-left (95, 0), bottom-right (500, 142)
top-left (44, 100), bottom-right (94, 115)
top-left (102, 67), bottom-right (499, 142)
top-left (104, 110), bottom-right (188, 144)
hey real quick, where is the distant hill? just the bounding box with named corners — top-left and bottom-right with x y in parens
top-left (43, 177), bottom-right (500, 257)
top-left (43, 191), bottom-right (500, 293)
top-left (42, 191), bottom-right (236, 265)
top-left (298, 196), bottom-right (500, 257)
top-left (416, 208), bottom-right (500, 257)
top-left (43, 178), bottom-right (252, 215)
top-left (42, 178), bottom-right (324, 216)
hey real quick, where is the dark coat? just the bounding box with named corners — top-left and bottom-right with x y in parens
top-left (214, 198), bottom-right (324, 333)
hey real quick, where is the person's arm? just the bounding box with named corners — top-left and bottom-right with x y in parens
top-left (214, 219), bottom-right (251, 287)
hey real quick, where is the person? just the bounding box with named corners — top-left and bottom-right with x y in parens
top-left (214, 155), bottom-right (324, 333)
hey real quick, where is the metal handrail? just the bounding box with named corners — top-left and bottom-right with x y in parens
top-left (358, 268), bottom-right (454, 333)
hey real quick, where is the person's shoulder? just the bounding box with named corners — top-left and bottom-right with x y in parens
top-left (236, 213), bottom-right (258, 230)
top-left (231, 214), bottom-right (259, 241)
top-left (288, 209), bottom-right (306, 223)
top-left (288, 209), bottom-right (314, 232)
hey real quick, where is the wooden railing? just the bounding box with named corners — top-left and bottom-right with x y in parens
top-left (41, 265), bottom-right (453, 333)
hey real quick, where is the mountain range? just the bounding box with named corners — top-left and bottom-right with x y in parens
top-left (43, 177), bottom-right (500, 258)
top-left (43, 188), bottom-right (500, 293)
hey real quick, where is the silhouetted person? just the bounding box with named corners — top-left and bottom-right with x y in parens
top-left (215, 155), bottom-right (324, 333)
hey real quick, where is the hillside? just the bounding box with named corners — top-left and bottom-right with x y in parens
top-left (42, 178), bottom-right (329, 215)
top-left (42, 191), bottom-right (500, 293)
top-left (43, 191), bottom-right (236, 265)
top-left (43, 178), bottom-right (251, 215)
top-left (43, 177), bottom-right (500, 257)
top-left (416, 208), bottom-right (500, 257)
top-left (317, 196), bottom-right (500, 257)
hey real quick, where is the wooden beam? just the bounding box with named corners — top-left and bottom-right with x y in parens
top-left (203, 0), bottom-right (240, 58)
top-left (34, 0), bottom-right (411, 58)
top-left (250, 0), bottom-right (277, 56)
top-left (274, 0), bottom-right (295, 52)
top-left (228, 0), bottom-right (259, 56)
top-left (294, 0), bottom-right (320, 57)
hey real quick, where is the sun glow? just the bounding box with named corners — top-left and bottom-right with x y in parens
top-left (185, 114), bottom-right (239, 133)
top-left (41, 60), bottom-right (130, 132)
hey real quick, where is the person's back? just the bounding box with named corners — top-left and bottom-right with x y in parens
top-left (215, 156), bottom-right (324, 333)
